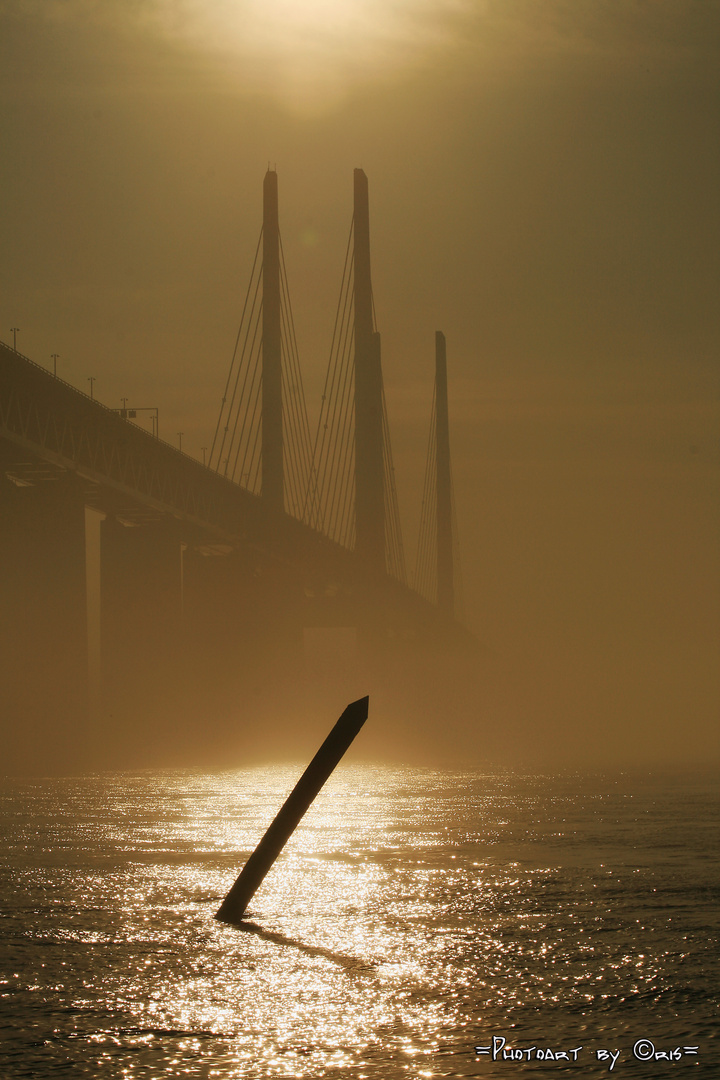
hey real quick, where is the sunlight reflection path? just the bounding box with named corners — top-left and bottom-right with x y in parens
top-left (1, 766), bottom-right (717, 1077)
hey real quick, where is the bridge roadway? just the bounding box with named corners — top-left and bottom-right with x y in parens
top-left (0, 341), bottom-right (470, 643)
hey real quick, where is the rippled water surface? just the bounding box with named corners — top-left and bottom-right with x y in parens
top-left (1, 765), bottom-right (718, 1077)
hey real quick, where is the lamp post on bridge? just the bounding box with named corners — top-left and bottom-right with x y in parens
top-left (51, 353), bottom-right (59, 377)
top-left (177, 432), bottom-right (184, 453)
top-left (111, 403), bottom-right (158, 436)
top-left (10, 327), bottom-right (19, 351)
top-left (87, 376), bottom-right (95, 400)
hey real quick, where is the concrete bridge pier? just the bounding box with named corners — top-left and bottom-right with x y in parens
top-left (0, 461), bottom-right (89, 772)
top-left (181, 547), bottom-right (263, 728)
top-left (181, 546), bottom-right (306, 757)
top-left (99, 515), bottom-right (184, 763)
top-left (255, 557), bottom-right (307, 702)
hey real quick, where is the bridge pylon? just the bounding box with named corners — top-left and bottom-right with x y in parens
top-left (435, 331), bottom-right (454, 618)
top-left (262, 169), bottom-right (283, 513)
top-left (353, 169), bottom-right (385, 577)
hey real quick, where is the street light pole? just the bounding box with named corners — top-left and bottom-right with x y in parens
top-left (10, 328), bottom-right (19, 351)
top-left (177, 432), bottom-right (183, 452)
top-left (88, 376), bottom-right (95, 400)
top-left (111, 403), bottom-right (158, 436)
top-left (51, 353), bottom-right (59, 377)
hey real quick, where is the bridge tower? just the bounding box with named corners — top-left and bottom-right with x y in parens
top-left (435, 331), bottom-right (454, 618)
top-left (353, 169), bottom-right (385, 575)
top-left (262, 169), bottom-right (283, 513)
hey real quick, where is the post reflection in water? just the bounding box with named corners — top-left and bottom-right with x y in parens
top-left (1, 764), bottom-right (718, 1078)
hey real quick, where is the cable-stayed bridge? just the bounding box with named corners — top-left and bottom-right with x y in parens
top-left (0, 170), bottom-right (470, 772)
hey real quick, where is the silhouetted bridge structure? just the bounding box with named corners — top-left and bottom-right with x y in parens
top-left (0, 170), bottom-right (469, 772)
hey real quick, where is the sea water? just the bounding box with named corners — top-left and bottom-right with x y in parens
top-left (0, 765), bottom-right (717, 1078)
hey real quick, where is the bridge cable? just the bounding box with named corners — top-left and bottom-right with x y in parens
top-left (325, 309), bottom-right (355, 544)
top-left (320, 234), bottom-right (354, 539)
top-left (228, 302), bottom-right (263, 486)
top-left (333, 280), bottom-right (357, 546)
top-left (210, 227), bottom-right (263, 476)
top-left (279, 235), bottom-right (314, 472)
top-left (305, 217), bottom-right (355, 541)
top-left (232, 329), bottom-right (263, 489)
top-left (311, 218), bottom-right (354, 535)
top-left (279, 233), bottom-right (313, 518)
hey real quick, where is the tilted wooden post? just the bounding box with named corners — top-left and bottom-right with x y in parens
top-left (216, 696), bottom-right (369, 924)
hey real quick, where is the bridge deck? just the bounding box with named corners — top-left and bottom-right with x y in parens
top-left (0, 342), bottom-right (471, 643)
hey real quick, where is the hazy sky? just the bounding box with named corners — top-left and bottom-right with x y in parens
top-left (1, 0), bottom-right (718, 767)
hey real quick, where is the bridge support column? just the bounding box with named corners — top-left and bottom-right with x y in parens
top-left (182, 548), bottom-right (261, 721)
top-left (0, 463), bottom-right (89, 773)
top-left (99, 516), bottom-right (183, 763)
top-left (182, 547), bottom-right (305, 758)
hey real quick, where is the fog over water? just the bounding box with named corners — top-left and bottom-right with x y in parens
top-left (1, 1), bottom-right (718, 769)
